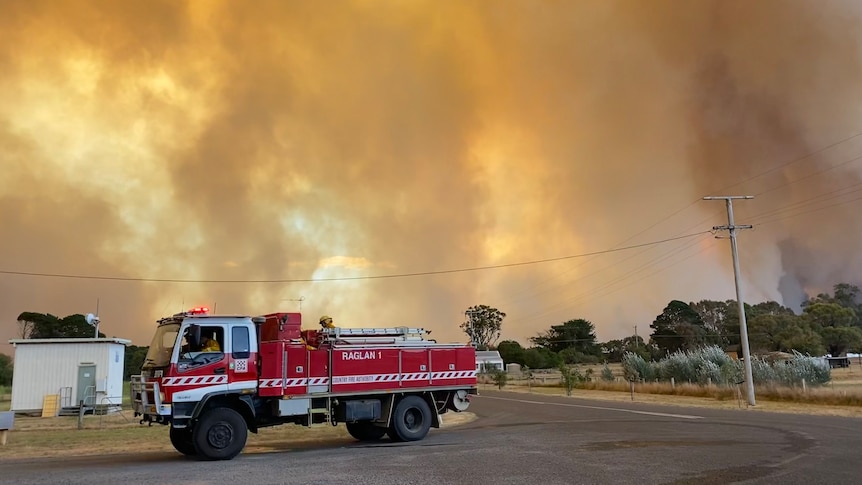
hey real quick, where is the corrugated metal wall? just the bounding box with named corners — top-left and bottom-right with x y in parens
top-left (10, 342), bottom-right (126, 412)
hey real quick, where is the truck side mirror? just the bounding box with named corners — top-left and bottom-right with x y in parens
top-left (186, 324), bottom-right (201, 349)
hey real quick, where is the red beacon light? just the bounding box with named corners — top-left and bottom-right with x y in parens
top-left (188, 306), bottom-right (210, 315)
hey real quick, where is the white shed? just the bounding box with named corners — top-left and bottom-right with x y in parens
top-left (9, 338), bottom-right (130, 413)
top-left (476, 350), bottom-right (504, 373)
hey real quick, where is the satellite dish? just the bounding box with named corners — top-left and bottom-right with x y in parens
top-left (86, 313), bottom-right (100, 326)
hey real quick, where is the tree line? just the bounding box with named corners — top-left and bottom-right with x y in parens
top-left (15, 311), bottom-right (149, 380)
top-left (0, 354), bottom-right (11, 386)
top-left (463, 283), bottom-right (862, 369)
top-left (8, 282), bottom-right (859, 383)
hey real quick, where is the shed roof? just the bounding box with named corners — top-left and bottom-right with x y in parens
top-left (476, 350), bottom-right (503, 360)
top-left (9, 338), bottom-right (132, 346)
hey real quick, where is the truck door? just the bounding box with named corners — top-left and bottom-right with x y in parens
top-left (228, 324), bottom-right (259, 392)
top-left (171, 324), bottom-right (229, 401)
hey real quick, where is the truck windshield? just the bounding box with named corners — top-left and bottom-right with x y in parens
top-left (143, 323), bottom-right (180, 368)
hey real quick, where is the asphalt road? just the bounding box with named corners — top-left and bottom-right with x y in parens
top-left (2, 390), bottom-right (862, 484)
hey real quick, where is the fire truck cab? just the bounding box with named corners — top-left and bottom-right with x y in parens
top-left (131, 308), bottom-right (477, 460)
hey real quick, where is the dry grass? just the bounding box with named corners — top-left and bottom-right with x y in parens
top-left (0, 410), bottom-right (477, 460)
top-left (478, 383), bottom-right (862, 417)
top-left (488, 363), bottom-right (862, 417)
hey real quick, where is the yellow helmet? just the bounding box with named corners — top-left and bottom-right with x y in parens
top-left (319, 315), bottom-right (334, 328)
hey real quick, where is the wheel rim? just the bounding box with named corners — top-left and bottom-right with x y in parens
top-left (451, 390), bottom-right (469, 411)
top-left (404, 408), bottom-right (423, 431)
top-left (207, 422), bottom-right (234, 450)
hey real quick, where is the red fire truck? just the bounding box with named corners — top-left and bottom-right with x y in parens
top-left (131, 308), bottom-right (477, 460)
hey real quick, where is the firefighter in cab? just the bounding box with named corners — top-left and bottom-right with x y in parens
top-left (320, 315), bottom-right (335, 329)
top-left (200, 334), bottom-right (221, 352)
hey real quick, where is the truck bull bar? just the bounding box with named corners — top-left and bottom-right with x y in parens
top-left (130, 375), bottom-right (170, 421)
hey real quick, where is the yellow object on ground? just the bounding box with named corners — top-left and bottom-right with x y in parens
top-left (41, 394), bottom-right (60, 418)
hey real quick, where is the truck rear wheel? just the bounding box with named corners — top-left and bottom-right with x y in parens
top-left (346, 421), bottom-right (387, 441)
top-left (192, 407), bottom-right (248, 461)
top-left (387, 395), bottom-right (431, 442)
top-left (169, 427), bottom-right (197, 456)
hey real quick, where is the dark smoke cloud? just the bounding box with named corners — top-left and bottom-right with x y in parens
top-left (2, 1), bottom-right (862, 357)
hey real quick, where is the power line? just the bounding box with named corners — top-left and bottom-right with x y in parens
top-left (508, 212), bottom-right (724, 323)
top-left (497, 134), bottom-right (862, 318)
top-left (498, 207), bottom-right (726, 317)
top-left (566, 237), bottom-right (709, 306)
top-left (752, 152), bottom-right (862, 199)
top-left (747, 181), bottom-right (862, 223)
top-left (726, 130), bottom-right (862, 194)
top-left (507, 146), bottom-right (862, 325)
top-left (754, 193), bottom-right (862, 227)
top-left (602, 130), bottom-right (862, 250)
top-left (563, 177), bottom-right (862, 326)
top-left (509, 236), bottom-right (717, 328)
top-left (601, 130), bottom-right (862, 249)
top-left (0, 231), bottom-right (709, 284)
top-left (744, 175), bottom-right (862, 225)
top-left (501, 132), bottom-right (862, 313)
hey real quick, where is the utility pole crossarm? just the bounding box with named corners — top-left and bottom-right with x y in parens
top-left (712, 225), bottom-right (753, 232)
top-left (703, 196), bottom-right (754, 200)
top-left (704, 195), bottom-right (756, 407)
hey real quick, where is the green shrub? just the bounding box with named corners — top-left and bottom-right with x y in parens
top-left (624, 345), bottom-right (830, 388)
top-left (751, 352), bottom-right (830, 387)
top-left (622, 353), bottom-right (656, 381)
top-left (601, 363), bottom-right (614, 382)
top-left (559, 364), bottom-right (584, 396)
top-left (490, 369), bottom-right (508, 389)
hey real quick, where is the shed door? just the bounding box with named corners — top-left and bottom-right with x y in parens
top-left (77, 365), bottom-right (96, 405)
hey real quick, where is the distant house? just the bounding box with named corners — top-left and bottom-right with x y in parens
top-left (476, 351), bottom-right (504, 373)
top-left (826, 356), bottom-right (851, 369)
top-left (724, 345), bottom-right (741, 360)
top-left (9, 338), bottom-right (130, 414)
top-left (506, 363), bottom-right (522, 374)
top-left (762, 351), bottom-right (795, 364)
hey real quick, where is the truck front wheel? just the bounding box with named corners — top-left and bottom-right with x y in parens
top-left (192, 407), bottom-right (248, 461)
top-left (169, 427), bottom-right (197, 456)
top-left (387, 395), bottom-right (431, 442)
top-left (346, 421), bottom-right (387, 441)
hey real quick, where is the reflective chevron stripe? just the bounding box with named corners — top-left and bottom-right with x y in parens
top-left (258, 370), bottom-right (476, 388)
top-left (162, 375), bottom-right (228, 386)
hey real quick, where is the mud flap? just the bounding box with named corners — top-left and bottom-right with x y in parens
top-left (426, 392), bottom-right (441, 429)
top-left (379, 395), bottom-right (396, 427)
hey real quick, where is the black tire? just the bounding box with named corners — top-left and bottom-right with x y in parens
top-left (388, 395), bottom-right (432, 442)
top-left (169, 426), bottom-right (197, 456)
top-left (346, 421), bottom-right (388, 441)
top-left (192, 407), bottom-right (248, 461)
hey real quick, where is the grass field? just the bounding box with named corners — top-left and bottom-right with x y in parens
top-left (0, 385), bottom-right (9, 412)
top-left (0, 408), bottom-right (476, 460)
top-left (484, 362), bottom-right (862, 412)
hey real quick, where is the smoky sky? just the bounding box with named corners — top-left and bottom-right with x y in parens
top-left (2, 0), bottom-right (862, 355)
